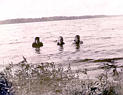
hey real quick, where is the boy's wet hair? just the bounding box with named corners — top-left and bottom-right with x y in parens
top-left (75, 35), bottom-right (80, 40)
top-left (35, 37), bottom-right (40, 41)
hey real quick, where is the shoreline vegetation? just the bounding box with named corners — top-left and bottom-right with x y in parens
top-left (0, 57), bottom-right (123, 95)
top-left (0, 15), bottom-right (109, 25)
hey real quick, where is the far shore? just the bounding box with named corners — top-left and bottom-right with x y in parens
top-left (0, 15), bottom-right (111, 25)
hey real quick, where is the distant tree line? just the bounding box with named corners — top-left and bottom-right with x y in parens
top-left (0, 15), bottom-right (107, 24)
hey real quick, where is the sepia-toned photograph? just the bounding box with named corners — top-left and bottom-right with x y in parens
top-left (0, 0), bottom-right (123, 95)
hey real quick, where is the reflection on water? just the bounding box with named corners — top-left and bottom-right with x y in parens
top-left (58, 45), bottom-right (64, 51)
top-left (35, 48), bottom-right (40, 54)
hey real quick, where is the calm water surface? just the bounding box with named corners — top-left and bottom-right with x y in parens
top-left (0, 16), bottom-right (123, 70)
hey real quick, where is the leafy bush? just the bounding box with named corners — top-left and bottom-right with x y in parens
top-left (1, 58), bottom-right (123, 95)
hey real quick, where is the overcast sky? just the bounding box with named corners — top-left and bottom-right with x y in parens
top-left (0, 0), bottom-right (123, 20)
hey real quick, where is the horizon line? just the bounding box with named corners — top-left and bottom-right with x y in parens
top-left (0, 15), bottom-right (122, 25)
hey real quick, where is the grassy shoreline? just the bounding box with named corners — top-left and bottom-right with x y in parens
top-left (1, 58), bottom-right (123, 95)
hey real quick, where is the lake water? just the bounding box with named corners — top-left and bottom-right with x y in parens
top-left (0, 16), bottom-right (123, 71)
